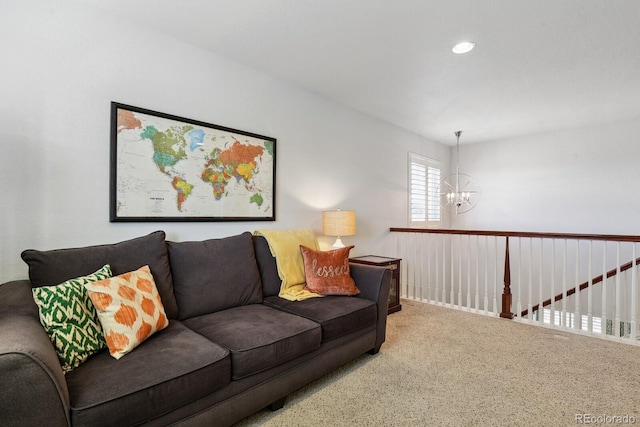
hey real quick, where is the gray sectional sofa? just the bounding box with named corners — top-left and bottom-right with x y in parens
top-left (0, 230), bottom-right (391, 426)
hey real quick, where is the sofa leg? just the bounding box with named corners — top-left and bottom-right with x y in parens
top-left (368, 344), bottom-right (381, 355)
top-left (269, 396), bottom-right (287, 411)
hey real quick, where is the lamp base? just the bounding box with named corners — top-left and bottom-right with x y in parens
top-left (331, 237), bottom-right (345, 249)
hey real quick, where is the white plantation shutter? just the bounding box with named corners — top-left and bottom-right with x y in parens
top-left (410, 161), bottom-right (427, 223)
top-left (427, 164), bottom-right (441, 222)
top-left (408, 153), bottom-right (441, 227)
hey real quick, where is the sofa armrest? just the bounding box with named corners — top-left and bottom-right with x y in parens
top-left (0, 280), bottom-right (70, 427)
top-left (349, 263), bottom-right (392, 353)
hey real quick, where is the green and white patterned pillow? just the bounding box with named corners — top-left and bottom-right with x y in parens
top-left (32, 264), bottom-right (112, 374)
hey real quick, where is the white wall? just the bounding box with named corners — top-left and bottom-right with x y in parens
top-left (0, 0), bottom-right (448, 283)
top-left (451, 120), bottom-right (640, 235)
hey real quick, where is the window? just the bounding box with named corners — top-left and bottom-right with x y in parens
top-left (408, 153), bottom-right (441, 227)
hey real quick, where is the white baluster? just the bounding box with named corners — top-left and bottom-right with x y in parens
top-left (405, 232), bottom-right (411, 299)
top-left (528, 238), bottom-right (533, 323)
top-left (515, 237), bottom-right (521, 319)
top-left (631, 243), bottom-right (637, 340)
top-left (458, 235), bottom-right (463, 309)
top-left (418, 233), bottom-right (423, 300)
top-left (574, 241), bottom-right (580, 331)
top-left (587, 240), bottom-right (593, 334)
top-left (425, 234), bottom-right (431, 302)
top-left (562, 239), bottom-right (568, 329)
top-left (484, 236), bottom-right (489, 315)
top-left (399, 232), bottom-right (406, 298)
top-left (442, 234), bottom-right (447, 306)
top-left (434, 234), bottom-right (440, 304)
top-left (615, 242), bottom-right (621, 337)
top-left (414, 232), bottom-right (420, 300)
top-left (404, 233), bottom-right (411, 300)
top-left (550, 239), bottom-right (556, 326)
top-left (450, 235), bottom-right (455, 308)
top-left (416, 233), bottom-right (421, 300)
top-left (475, 235), bottom-right (480, 313)
top-left (622, 269), bottom-right (629, 338)
top-left (467, 235), bottom-right (471, 311)
top-left (601, 242), bottom-right (607, 336)
top-left (539, 238), bottom-right (544, 325)
top-left (493, 236), bottom-right (498, 315)
top-left (420, 233), bottom-right (424, 300)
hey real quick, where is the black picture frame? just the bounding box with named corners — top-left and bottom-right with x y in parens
top-left (110, 102), bottom-right (276, 222)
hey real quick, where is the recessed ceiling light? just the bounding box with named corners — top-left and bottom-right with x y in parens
top-left (452, 41), bottom-right (476, 54)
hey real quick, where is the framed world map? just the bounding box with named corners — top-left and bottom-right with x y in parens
top-left (110, 102), bottom-right (276, 222)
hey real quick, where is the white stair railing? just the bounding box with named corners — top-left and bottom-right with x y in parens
top-left (387, 228), bottom-right (640, 345)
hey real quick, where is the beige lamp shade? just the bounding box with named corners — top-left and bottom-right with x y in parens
top-left (322, 210), bottom-right (356, 249)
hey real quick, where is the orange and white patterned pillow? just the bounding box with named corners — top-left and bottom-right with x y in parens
top-left (84, 265), bottom-right (169, 360)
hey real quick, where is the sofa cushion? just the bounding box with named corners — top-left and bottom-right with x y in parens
top-left (84, 265), bottom-right (169, 360)
top-left (65, 321), bottom-right (230, 427)
top-left (167, 232), bottom-right (263, 319)
top-left (253, 235), bottom-right (281, 297)
top-left (31, 264), bottom-right (111, 373)
top-left (300, 245), bottom-right (360, 296)
top-left (183, 304), bottom-right (321, 380)
top-left (263, 295), bottom-right (377, 342)
top-left (21, 231), bottom-right (178, 319)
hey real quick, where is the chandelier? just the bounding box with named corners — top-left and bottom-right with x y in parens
top-left (439, 131), bottom-right (480, 214)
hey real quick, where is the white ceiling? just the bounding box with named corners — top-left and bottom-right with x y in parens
top-left (80, 0), bottom-right (640, 145)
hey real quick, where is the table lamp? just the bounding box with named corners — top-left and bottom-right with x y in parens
top-left (322, 209), bottom-right (356, 249)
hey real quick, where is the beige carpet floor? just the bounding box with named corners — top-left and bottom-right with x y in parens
top-left (235, 300), bottom-right (640, 426)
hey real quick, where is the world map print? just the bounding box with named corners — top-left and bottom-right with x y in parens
top-left (112, 105), bottom-right (275, 221)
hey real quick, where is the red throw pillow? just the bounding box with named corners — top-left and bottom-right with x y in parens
top-left (300, 245), bottom-right (360, 296)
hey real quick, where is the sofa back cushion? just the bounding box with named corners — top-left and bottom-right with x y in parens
top-left (167, 232), bottom-right (263, 319)
top-left (21, 231), bottom-right (178, 319)
top-left (253, 235), bottom-right (282, 297)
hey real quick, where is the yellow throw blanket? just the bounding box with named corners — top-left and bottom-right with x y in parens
top-left (254, 228), bottom-right (322, 301)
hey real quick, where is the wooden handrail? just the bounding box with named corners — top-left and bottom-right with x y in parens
top-left (390, 228), bottom-right (640, 243)
top-left (521, 255), bottom-right (640, 317)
